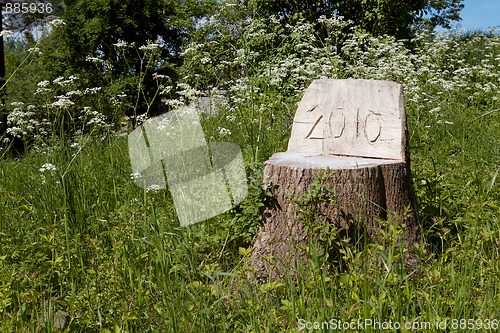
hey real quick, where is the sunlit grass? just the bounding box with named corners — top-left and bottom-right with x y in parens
top-left (0, 24), bottom-right (499, 332)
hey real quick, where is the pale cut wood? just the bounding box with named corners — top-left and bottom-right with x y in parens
top-left (287, 79), bottom-right (405, 160)
top-left (249, 79), bottom-right (420, 282)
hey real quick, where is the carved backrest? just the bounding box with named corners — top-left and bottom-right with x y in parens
top-left (287, 79), bottom-right (406, 161)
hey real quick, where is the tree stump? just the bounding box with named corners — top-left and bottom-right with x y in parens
top-left (250, 79), bottom-right (420, 281)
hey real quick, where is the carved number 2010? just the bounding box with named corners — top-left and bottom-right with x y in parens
top-left (307, 108), bottom-right (382, 143)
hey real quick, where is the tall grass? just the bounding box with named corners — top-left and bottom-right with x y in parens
top-left (0, 18), bottom-right (499, 332)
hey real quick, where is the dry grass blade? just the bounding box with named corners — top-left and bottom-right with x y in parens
top-left (471, 108), bottom-right (500, 122)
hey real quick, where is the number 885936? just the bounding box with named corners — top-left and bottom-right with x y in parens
top-left (4, 2), bottom-right (53, 14)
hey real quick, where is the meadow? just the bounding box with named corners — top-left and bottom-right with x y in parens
top-left (0, 14), bottom-right (499, 332)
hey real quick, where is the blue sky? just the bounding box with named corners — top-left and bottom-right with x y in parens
top-left (457, 0), bottom-right (500, 31)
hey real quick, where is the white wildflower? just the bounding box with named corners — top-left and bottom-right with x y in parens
top-left (70, 142), bottom-right (81, 149)
top-left (39, 163), bottom-right (57, 173)
top-left (86, 110), bottom-right (108, 127)
top-left (130, 172), bottom-right (142, 180)
top-left (35, 87), bottom-right (51, 95)
top-left (152, 72), bottom-right (169, 80)
top-left (28, 47), bottom-right (42, 55)
top-left (110, 92), bottom-right (127, 106)
top-left (436, 120), bottom-right (454, 125)
top-left (113, 40), bottom-right (129, 48)
top-left (200, 57), bottom-right (212, 65)
top-left (139, 40), bottom-right (162, 51)
top-left (217, 127), bottom-right (231, 136)
top-left (177, 83), bottom-right (198, 101)
top-left (160, 86), bottom-right (172, 95)
top-left (146, 184), bottom-right (161, 192)
top-left (429, 107), bottom-right (441, 114)
top-left (0, 30), bottom-right (13, 38)
top-left (53, 76), bottom-right (64, 84)
top-left (49, 19), bottom-right (66, 28)
top-left (163, 99), bottom-right (184, 108)
top-left (37, 81), bottom-right (50, 88)
top-left (110, 96), bottom-right (120, 106)
top-left (6, 126), bottom-right (24, 138)
top-left (50, 96), bottom-right (74, 108)
top-left (66, 90), bottom-right (82, 97)
top-left (86, 55), bottom-right (104, 64)
top-left (84, 87), bottom-right (102, 94)
top-left (134, 113), bottom-right (148, 126)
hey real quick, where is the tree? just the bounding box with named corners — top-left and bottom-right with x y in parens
top-left (245, 0), bottom-right (464, 39)
top-left (41, 0), bottom-right (217, 117)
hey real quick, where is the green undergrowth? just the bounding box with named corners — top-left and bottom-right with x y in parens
top-left (0, 28), bottom-right (499, 332)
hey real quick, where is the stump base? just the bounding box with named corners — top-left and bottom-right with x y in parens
top-left (249, 153), bottom-right (420, 281)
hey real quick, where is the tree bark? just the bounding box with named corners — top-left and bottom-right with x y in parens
top-left (249, 79), bottom-right (421, 282)
top-left (249, 153), bottom-right (420, 282)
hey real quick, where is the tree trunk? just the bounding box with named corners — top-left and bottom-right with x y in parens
top-left (249, 79), bottom-right (421, 282)
top-left (249, 154), bottom-right (420, 282)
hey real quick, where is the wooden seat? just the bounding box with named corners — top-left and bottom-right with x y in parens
top-left (250, 79), bottom-right (420, 281)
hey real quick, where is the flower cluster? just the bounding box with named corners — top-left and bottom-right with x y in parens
top-left (217, 127), bottom-right (231, 136)
top-left (6, 73), bottom-right (118, 149)
top-left (180, 14), bottom-right (499, 135)
top-left (139, 40), bottom-right (162, 51)
top-left (39, 163), bottom-right (57, 173)
top-left (49, 18), bottom-right (66, 28)
top-left (7, 102), bottom-right (50, 139)
top-left (81, 107), bottom-right (109, 129)
top-left (50, 96), bottom-right (75, 108)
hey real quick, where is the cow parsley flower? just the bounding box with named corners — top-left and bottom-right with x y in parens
top-left (84, 87), bottom-right (102, 94)
top-left (152, 73), bottom-right (169, 80)
top-left (28, 47), bottom-right (42, 55)
top-left (37, 81), bottom-right (50, 88)
top-left (146, 184), bottom-right (161, 192)
top-left (139, 40), bottom-right (162, 51)
top-left (49, 19), bottom-right (66, 28)
top-left (86, 56), bottom-right (104, 64)
top-left (39, 163), bottom-right (57, 173)
top-left (200, 57), bottom-right (212, 65)
top-left (113, 40), bottom-right (129, 48)
top-left (50, 96), bottom-right (74, 108)
top-left (86, 110), bottom-right (108, 127)
top-left (130, 172), bottom-right (142, 180)
top-left (66, 90), bottom-right (82, 97)
top-left (70, 142), bottom-right (81, 149)
top-left (35, 88), bottom-right (51, 95)
top-left (0, 30), bottom-right (13, 38)
top-left (217, 127), bottom-right (231, 136)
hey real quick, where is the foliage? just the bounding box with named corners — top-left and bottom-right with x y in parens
top-left (3, 0), bottom-right (216, 120)
top-left (1, 25), bottom-right (180, 153)
top-left (245, 0), bottom-right (464, 39)
top-left (0, 7), bottom-right (499, 332)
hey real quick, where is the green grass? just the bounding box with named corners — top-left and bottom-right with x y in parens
top-left (0, 29), bottom-right (499, 331)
